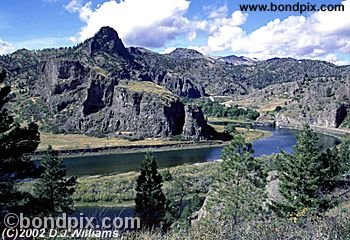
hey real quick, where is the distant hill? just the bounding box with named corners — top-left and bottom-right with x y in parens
top-left (218, 55), bottom-right (258, 66)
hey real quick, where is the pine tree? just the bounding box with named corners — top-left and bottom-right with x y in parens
top-left (318, 148), bottom-right (342, 192)
top-left (0, 70), bottom-right (40, 215)
top-left (33, 146), bottom-right (76, 216)
top-left (208, 134), bottom-right (267, 226)
top-left (338, 137), bottom-right (350, 176)
top-left (135, 152), bottom-right (166, 229)
top-left (274, 124), bottom-right (323, 216)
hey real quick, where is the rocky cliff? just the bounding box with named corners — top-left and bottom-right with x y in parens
top-left (275, 76), bottom-right (350, 128)
top-left (239, 77), bottom-right (350, 129)
top-left (1, 26), bottom-right (350, 134)
top-left (0, 27), bottom-right (216, 139)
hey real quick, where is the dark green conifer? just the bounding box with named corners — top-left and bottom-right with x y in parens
top-left (274, 124), bottom-right (323, 216)
top-left (135, 152), bottom-right (166, 228)
top-left (34, 146), bottom-right (76, 216)
top-left (0, 70), bottom-right (40, 215)
top-left (209, 134), bottom-right (267, 225)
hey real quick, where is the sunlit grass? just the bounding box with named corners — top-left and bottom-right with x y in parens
top-left (38, 133), bottom-right (182, 151)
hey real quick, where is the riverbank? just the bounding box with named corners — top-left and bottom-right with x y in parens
top-left (35, 138), bottom-right (227, 158)
top-left (34, 125), bottom-right (269, 158)
top-left (276, 124), bottom-right (350, 139)
top-left (73, 162), bottom-right (218, 208)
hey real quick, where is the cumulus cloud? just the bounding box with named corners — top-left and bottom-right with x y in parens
top-left (67, 0), bottom-right (191, 48)
top-left (64, 0), bottom-right (350, 64)
top-left (0, 39), bottom-right (15, 55)
top-left (206, 0), bottom-right (350, 64)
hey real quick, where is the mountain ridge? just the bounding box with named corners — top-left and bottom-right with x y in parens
top-left (1, 26), bottom-right (349, 134)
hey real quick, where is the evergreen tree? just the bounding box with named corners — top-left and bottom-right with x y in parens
top-left (338, 137), bottom-right (350, 176)
top-left (0, 70), bottom-right (40, 215)
top-left (135, 152), bottom-right (166, 229)
top-left (33, 146), bottom-right (76, 216)
top-left (208, 134), bottom-right (267, 226)
top-left (274, 124), bottom-right (323, 216)
top-left (318, 148), bottom-right (342, 192)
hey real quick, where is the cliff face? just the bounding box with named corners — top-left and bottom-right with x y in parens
top-left (66, 81), bottom-right (188, 138)
top-left (276, 104), bottom-right (349, 128)
top-left (0, 27), bottom-right (217, 139)
top-left (2, 27), bottom-right (350, 100)
top-left (11, 57), bottom-right (212, 138)
top-left (1, 26), bottom-right (350, 134)
top-left (256, 77), bottom-right (350, 129)
top-left (182, 105), bottom-right (215, 140)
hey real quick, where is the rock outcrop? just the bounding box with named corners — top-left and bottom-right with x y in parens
top-left (275, 77), bottom-right (350, 128)
top-left (1, 26), bottom-right (350, 134)
top-left (182, 105), bottom-right (215, 140)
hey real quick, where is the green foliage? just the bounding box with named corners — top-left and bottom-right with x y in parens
top-left (274, 124), bottom-right (348, 216)
top-left (338, 137), bottom-right (350, 175)
top-left (125, 212), bottom-right (350, 240)
top-left (73, 163), bottom-right (217, 206)
top-left (224, 124), bottom-right (238, 135)
top-left (162, 169), bottom-right (173, 181)
top-left (178, 194), bottom-right (202, 225)
top-left (208, 134), bottom-right (267, 225)
top-left (135, 152), bottom-right (166, 229)
top-left (33, 146), bottom-right (76, 216)
top-left (163, 175), bottom-right (201, 229)
top-left (198, 100), bottom-right (260, 120)
top-left (0, 70), bottom-right (40, 216)
top-left (318, 147), bottom-right (344, 192)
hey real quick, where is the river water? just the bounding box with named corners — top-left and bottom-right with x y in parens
top-left (61, 126), bottom-right (340, 176)
top-left (72, 126), bottom-right (340, 219)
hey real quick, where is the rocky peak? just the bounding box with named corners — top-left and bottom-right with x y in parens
top-left (219, 55), bottom-right (258, 65)
top-left (169, 48), bottom-right (205, 59)
top-left (86, 26), bottom-right (131, 59)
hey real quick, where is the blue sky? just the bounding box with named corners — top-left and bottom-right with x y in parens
top-left (0, 0), bottom-right (349, 64)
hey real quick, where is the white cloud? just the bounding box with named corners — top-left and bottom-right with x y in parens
top-left (64, 0), bottom-right (82, 13)
top-left (208, 5), bottom-right (228, 19)
top-left (0, 39), bottom-right (14, 55)
top-left (64, 0), bottom-right (350, 64)
top-left (206, 0), bottom-right (350, 64)
top-left (68, 0), bottom-right (191, 48)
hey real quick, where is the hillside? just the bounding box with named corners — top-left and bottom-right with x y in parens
top-left (227, 75), bottom-right (350, 131)
top-left (0, 26), bottom-right (349, 135)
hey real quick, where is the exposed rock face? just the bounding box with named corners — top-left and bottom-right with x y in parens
top-left (182, 105), bottom-right (215, 140)
top-left (267, 77), bottom-right (350, 128)
top-left (276, 103), bottom-right (350, 128)
top-left (69, 81), bottom-right (188, 138)
top-left (86, 26), bottom-right (131, 59)
top-left (168, 48), bottom-right (207, 60)
top-left (1, 26), bottom-right (350, 134)
top-left (7, 54), bottom-right (212, 139)
top-left (3, 27), bottom-right (350, 100)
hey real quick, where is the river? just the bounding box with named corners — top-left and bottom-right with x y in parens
top-left (72, 126), bottom-right (340, 220)
top-left (61, 126), bottom-right (340, 176)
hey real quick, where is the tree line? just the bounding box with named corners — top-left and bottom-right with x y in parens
top-left (198, 100), bottom-right (260, 120)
